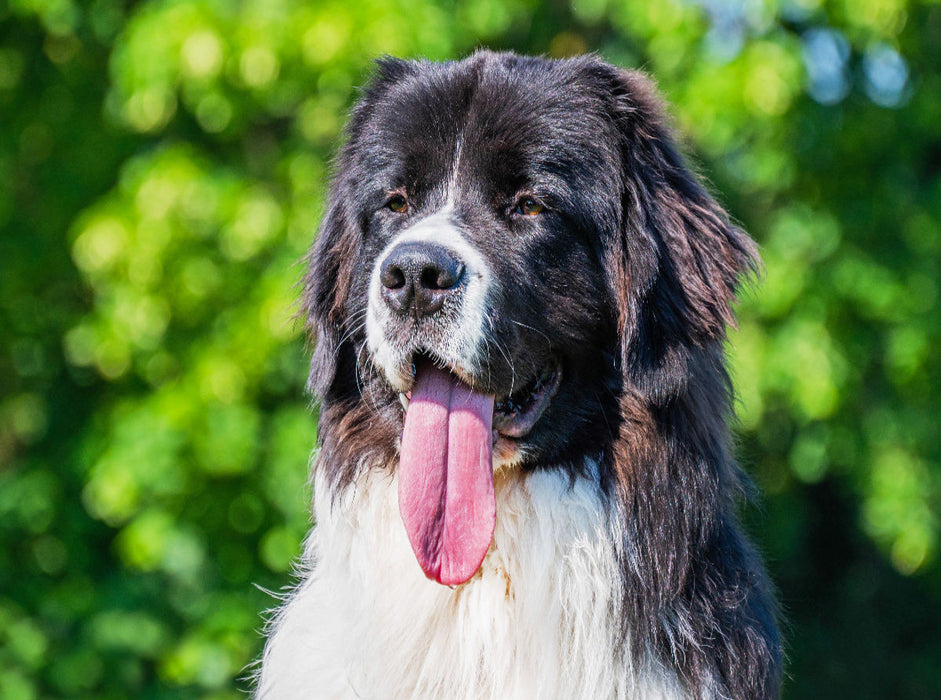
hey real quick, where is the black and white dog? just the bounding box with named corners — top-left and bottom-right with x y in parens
top-left (258, 52), bottom-right (782, 699)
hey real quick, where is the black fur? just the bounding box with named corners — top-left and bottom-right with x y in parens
top-left (303, 51), bottom-right (782, 699)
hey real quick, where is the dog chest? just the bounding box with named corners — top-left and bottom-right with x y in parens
top-left (258, 466), bottom-right (684, 699)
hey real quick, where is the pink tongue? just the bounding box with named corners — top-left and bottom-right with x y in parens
top-left (398, 362), bottom-right (495, 585)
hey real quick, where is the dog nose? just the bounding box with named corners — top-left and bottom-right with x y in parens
top-left (379, 242), bottom-right (465, 317)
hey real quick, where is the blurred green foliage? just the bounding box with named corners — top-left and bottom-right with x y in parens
top-left (1, 0), bottom-right (939, 697)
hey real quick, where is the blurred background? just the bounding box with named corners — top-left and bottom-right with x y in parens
top-left (1, 0), bottom-right (939, 697)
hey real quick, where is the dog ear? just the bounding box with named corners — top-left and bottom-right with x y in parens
top-left (598, 66), bottom-right (759, 403)
top-left (304, 57), bottom-right (419, 398)
top-left (303, 194), bottom-right (356, 399)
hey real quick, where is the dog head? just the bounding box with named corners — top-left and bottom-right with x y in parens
top-left (304, 51), bottom-right (757, 584)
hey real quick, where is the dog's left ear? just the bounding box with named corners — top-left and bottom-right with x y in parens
top-left (594, 64), bottom-right (759, 400)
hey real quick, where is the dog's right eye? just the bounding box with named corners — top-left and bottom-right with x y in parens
top-left (386, 194), bottom-right (408, 213)
top-left (514, 196), bottom-right (545, 217)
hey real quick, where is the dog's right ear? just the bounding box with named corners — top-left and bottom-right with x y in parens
top-left (303, 192), bottom-right (355, 399)
top-left (304, 57), bottom-right (418, 398)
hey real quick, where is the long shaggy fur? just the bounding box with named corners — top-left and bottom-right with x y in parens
top-left (257, 51), bottom-right (782, 699)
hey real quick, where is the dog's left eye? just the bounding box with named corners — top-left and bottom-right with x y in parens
top-left (514, 197), bottom-right (545, 216)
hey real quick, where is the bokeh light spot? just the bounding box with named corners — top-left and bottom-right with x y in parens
top-left (180, 30), bottom-right (224, 79)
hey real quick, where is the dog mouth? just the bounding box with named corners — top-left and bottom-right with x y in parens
top-left (394, 352), bottom-right (561, 587)
top-left (397, 353), bottom-right (562, 441)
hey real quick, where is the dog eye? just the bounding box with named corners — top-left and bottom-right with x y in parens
top-left (514, 197), bottom-right (544, 216)
top-left (386, 194), bottom-right (408, 213)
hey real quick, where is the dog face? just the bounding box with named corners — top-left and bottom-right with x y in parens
top-left (354, 57), bottom-right (632, 470)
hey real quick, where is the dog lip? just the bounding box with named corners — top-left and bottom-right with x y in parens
top-left (399, 349), bottom-right (477, 394)
top-left (491, 362), bottom-right (562, 439)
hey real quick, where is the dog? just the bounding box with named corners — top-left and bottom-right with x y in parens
top-left (257, 51), bottom-right (782, 699)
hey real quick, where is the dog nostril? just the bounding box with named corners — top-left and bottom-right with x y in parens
top-left (419, 261), bottom-right (464, 291)
top-left (380, 260), bottom-right (407, 290)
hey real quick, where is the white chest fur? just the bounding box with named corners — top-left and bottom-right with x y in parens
top-left (257, 464), bottom-right (684, 699)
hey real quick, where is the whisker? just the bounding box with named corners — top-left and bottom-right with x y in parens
top-left (489, 335), bottom-right (516, 393)
top-left (332, 310), bottom-right (368, 361)
top-left (510, 318), bottom-right (552, 351)
top-left (354, 343), bottom-right (387, 418)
